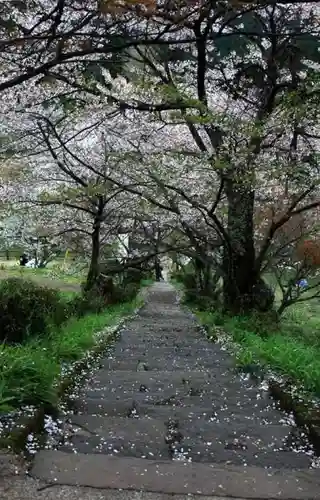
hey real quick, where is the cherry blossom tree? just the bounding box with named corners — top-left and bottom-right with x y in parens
top-left (1, 0), bottom-right (320, 314)
top-left (91, 1), bottom-right (320, 313)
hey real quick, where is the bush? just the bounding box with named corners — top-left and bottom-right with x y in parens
top-left (122, 268), bottom-right (144, 285)
top-left (182, 273), bottom-right (218, 310)
top-left (77, 273), bottom-right (141, 314)
top-left (0, 300), bottom-right (141, 413)
top-left (225, 311), bottom-right (280, 339)
top-left (0, 344), bottom-right (59, 410)
top-left (68, 289), bottom-right (106, 317)
top-left (0, 278), bottom-right (68, 344)
top-left (114, 282), bottom-right (140, 303)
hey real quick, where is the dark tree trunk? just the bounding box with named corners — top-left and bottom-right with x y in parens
top-left (5, 249), bottom-right (9, 261)
top-left (193, 257), bottom-right (203, 290)
top-left (85, 197), bottom-right (105, 292)
top-left (223, 179), bottom-right (274, 313)
top-left (223, 183), bottom-right (256, 312)
top-left (85, 221), bottom-right (101, 292)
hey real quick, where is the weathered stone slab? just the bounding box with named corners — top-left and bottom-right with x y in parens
top-left (31, 451), bottom-right (320, 499)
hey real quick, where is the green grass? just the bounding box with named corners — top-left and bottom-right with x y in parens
top-left (0, 299), bottom-right (140, 414)
top-left (176, 269), bottom-right (320, 396)
top-left (281, 301), bottom-right (320, 349)
top-left (196, 306), bottom-right (320, 396)
top-left (0, 260), bottom-right (86, 287)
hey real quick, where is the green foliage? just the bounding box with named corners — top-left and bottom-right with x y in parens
top-left (70, 272), bottom-right (143, 316)
top-left (196, 307), bottom-right (320, 396)
top-left (175, 270), bottom-right (197, 289)
top-left (234, 331), bottom-right (320, 396)
top-left (281, 303), bottom-right (320, 349)
top-left (0, 299), bottom-right (140, 414)
top-left (68, 290), bottom-right (106, 317)
top-left (224, 311), bottom-right (280, 339)
top-left (175, 271), bottom-right (201, 306)
top-left (0, 344), bottom-right (59, 410)
top-left (140, 278), bottom-right (154, 287)
top-left (184, 289), bottom-right (217, 311)
top-left (116, 282), bottom-right (140, 303)
top-left (169, 268), bottom-right (185, 284)
top-left (122, 267), bottom-right (145, 285)
top-left (0, 278), bottom-right (69, 344)
top-left (173, 266), bottom-right (220, 310)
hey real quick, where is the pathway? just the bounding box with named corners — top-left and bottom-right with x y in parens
top-left (30, 283), bottom-right (320, 499)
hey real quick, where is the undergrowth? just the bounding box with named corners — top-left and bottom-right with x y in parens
top-left (0, 299), bottom-right (140, 414)
top-left (196, 307), bottom-right (320, 397)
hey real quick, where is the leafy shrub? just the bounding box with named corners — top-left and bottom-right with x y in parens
top-left (122, 268), bottom-right (144, 285)
top-left (181, 272), bottom-right (197, 290)
top-left (77, 273), bottom-right (141, 313)
top-left (68, 290), bottom-right (106, 317)
top-left (114, 282), bottom-right (140, 303)
top-left (0, 344), bottom-right (59, 410)
top-left (170, 268), bottom-right (184, 283)
top-left (225, 311), bottom-right (280, 339)
top-left (184, 287), bottom-right (218, 311)
top-left (0, 278), bottom-right (68, 344)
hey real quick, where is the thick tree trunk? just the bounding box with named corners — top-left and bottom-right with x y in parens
top-left (85, 220), bottom-right (101, 292)
top-left (223, 179), bottom-right (274, 313)
top-left (193, 257), bottom-right (204, 290)
top-left (223, 180), bottom-right (257, 312)
top-left (85, 196), bottom-right (106, 292)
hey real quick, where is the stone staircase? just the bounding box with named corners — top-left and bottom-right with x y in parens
top-left (31, 283), bottom-right (320, 499)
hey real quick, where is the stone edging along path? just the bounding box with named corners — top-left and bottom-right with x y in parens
top-left (30, 283), bottom-right (320, 500)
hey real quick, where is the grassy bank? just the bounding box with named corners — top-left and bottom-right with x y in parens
top-left (0, 298), bottom-right (141, 415)
top-left (0, 259), bottom-right (85, 288)
top-left (196, 305), bottom-right (320, 397)
top-left (173, 267), bottom-right (320, 396)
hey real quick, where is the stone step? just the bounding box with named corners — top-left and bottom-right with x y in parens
top-left (89, 370), bottom-right (214, 383)
top-left (121, 318), bottom-right (199, 328)
top-left (113, 342), bottom-right (212, 353)
top-left (59, 435), bottom-right (309, 468)
top-left (84, 379), bottom-right (262, 404)
top-left (59, 415), bottom-right (308, 468)
top-left (31, 450), bottom-right (320, 499)
top-left (110, 354), bottom-right (234, 369)
top-left (117, 333), bottom-right (204, 344)
top-left (82, 392), bottom-right (271, 414)
top-left (106, 354), bottom-right (235, 371)
top-left (101, 350), bottom-right (235, 371)
top-left (137, 311), bottom-right (192, 320)
top-left (65, 414), bottom-right (293, 449)
top-left (115, 337), bottom-right (209, 348)
top-left (28, 285), bottom-right (320, 498)
top-left (69, 397), bottom-right (282, 425)
top-left (87, 369), bottom-right (252, 392)
top-left (112, 346), bottom-right (222, 356)
top-left (101, 356), bottom-right (234, 372)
